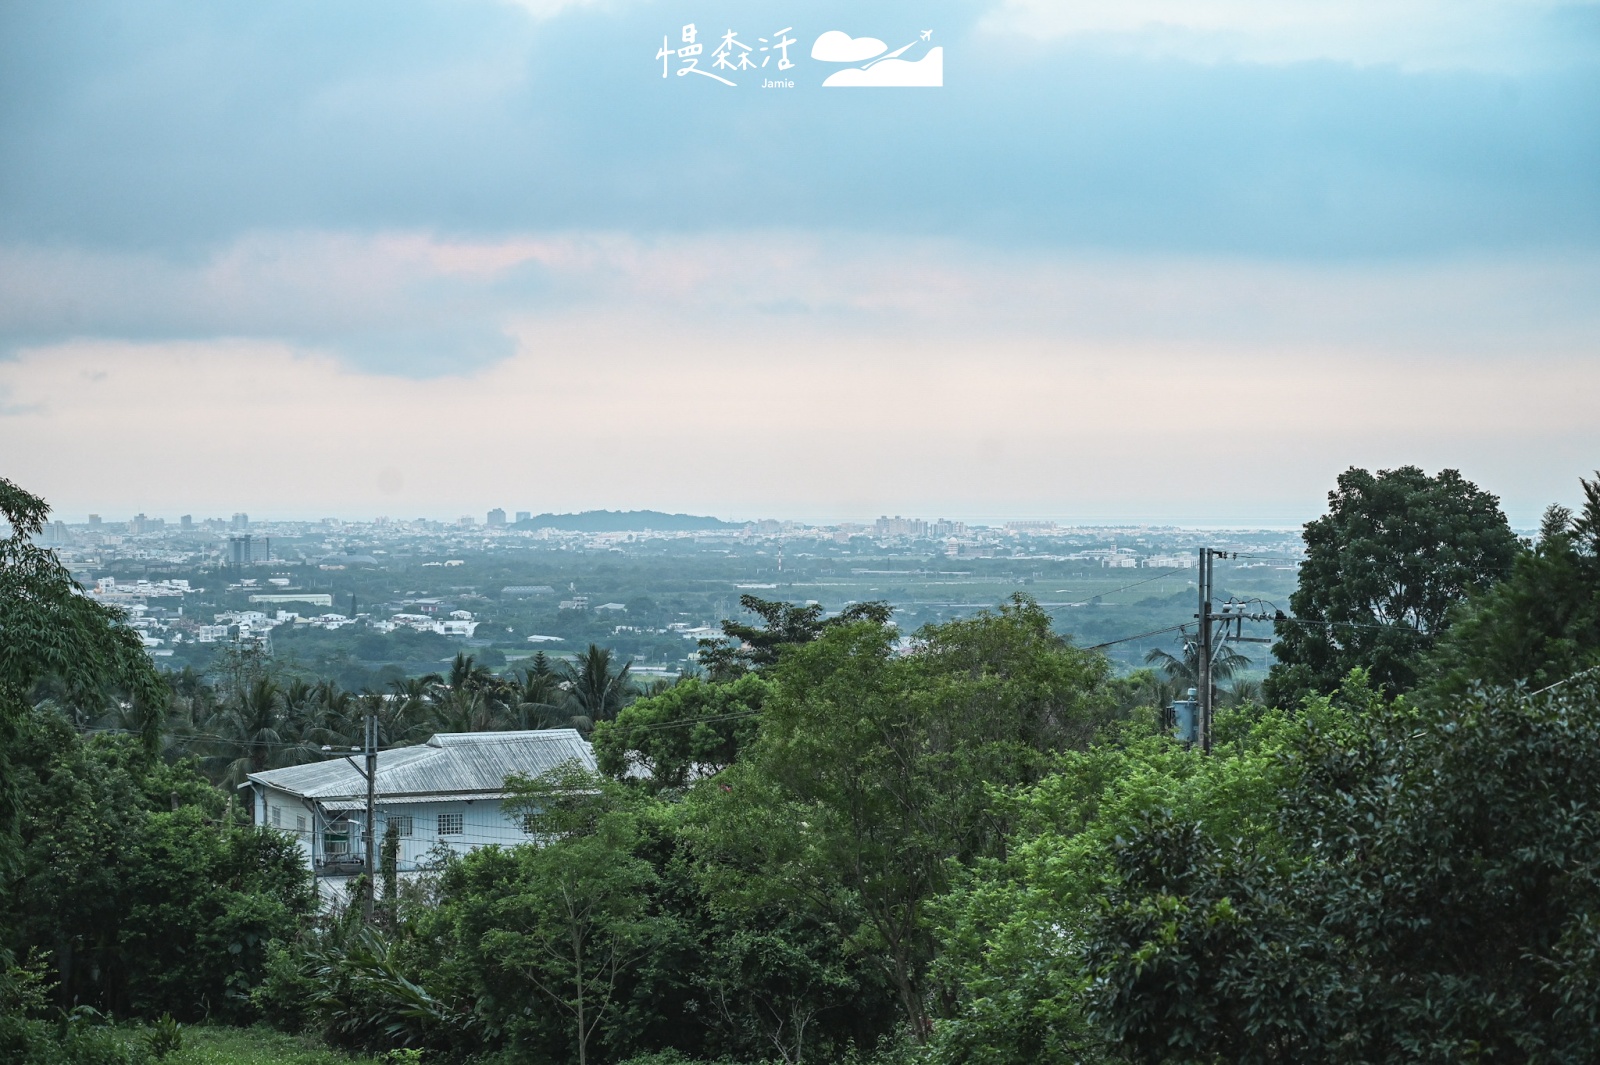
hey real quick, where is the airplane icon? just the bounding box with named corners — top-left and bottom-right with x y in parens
top-left (920, 30), bottom-right (932, 41)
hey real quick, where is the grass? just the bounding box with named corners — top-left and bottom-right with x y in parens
top-left (167, 1026), bottom-right (386, 1065)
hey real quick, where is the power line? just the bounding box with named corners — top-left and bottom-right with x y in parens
top-left (1056, 568), bottom-right (1186, 603)
top-left (1082, 623), bottom-right (1190, 651)
top-left (1529, 663), bottom-right (1600, 697)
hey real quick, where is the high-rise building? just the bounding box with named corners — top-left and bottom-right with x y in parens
top-left (180, 514), bottom-right (193, 529)
top-left (88, 514), bottom-right (101, 526)
top-left (231, 512), bottom-right (249, 531)
top-left (873, 515), bottom-right (929, 538)
top-left (515, 511), bottom-right (531, 524)
top-left (129, 513), bottom-right (148, 535)
top-left (228, 535), bottom-right (270, 567)
top-left (486, 508), bottom-right (507, 528)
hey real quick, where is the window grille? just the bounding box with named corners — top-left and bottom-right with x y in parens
top-left (296, 815), bottom-right (307, 834)
top-left (324, 821), bottom-right (351, 855)
top-left (438, 812), bottom-right (464, 836)
top-left (390, 815), bottom-right (413, 837)
top-left (271, 806), bottom-right (281, 827)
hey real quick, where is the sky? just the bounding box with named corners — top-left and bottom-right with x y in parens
top-left (2, 0), bottom-right (1597, 525)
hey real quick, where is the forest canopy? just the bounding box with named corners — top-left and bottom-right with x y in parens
top-left (3, 468), bottom-right (1599, 1065)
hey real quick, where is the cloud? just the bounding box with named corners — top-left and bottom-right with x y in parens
top-left (810, 30), bottom-right (889, 62)
top-left (3, 2), bottom-right (1595, 257)
top-left (5, 231), bottom-right (1600, 375)
top-left (979, 0), bottom-right (1600, 70)
top-left (823, 47), bottom-right (944, 86)
top-left (4, 324), bottom-right (1597, 525)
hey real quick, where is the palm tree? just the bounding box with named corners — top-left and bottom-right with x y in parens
top-left (1143, 639), bottom-right (1253, 690)
top-left (205, 676), bottom-right (288, 786)
top-left (385, 676), bottom-right (440, 745)
top-left (444, 652), bottom-right (492, 695)
top-left (275, 677), bottom-right (336, 766)
top-left (314, 680), bottom-right (360, 746)
top-left (559, 644), bottom-right (635, 731)
top-left (505, 653), bottom-right (570, 730)
top-left (435, 686), bottom-right (498, 733)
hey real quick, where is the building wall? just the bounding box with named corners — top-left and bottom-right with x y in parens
top-left (254, 785), bottom-right (532, 878)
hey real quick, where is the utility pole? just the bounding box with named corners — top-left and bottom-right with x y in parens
top-left (1196, 548), bottom-right (1214, 754)
top-left (363, 712), bottom-right (377, 922)
top-left (327, 719), bottom-right (381, 922)
top-left (1192, 548), bottom-right (1277, 753)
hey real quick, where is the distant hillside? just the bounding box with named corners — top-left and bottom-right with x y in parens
top-left (511, 510), bottom-right (742, 532)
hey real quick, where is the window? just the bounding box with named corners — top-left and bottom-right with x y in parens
top-left (296, 815), bottom-right (307, 834)
top-left (437, 812), bottom-right (464, 836)
top-left (270, 805), bottom-right (281, 827)
top-left (389, 815), bottom-right (413, 837)
top-left (324, 820), bottom-right (351, 855)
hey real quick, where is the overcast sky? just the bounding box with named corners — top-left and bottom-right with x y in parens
top-left (2, 0), bottom-right (1597, 525)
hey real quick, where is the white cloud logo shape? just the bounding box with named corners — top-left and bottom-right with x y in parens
top-left (822, 47), bottom-right (943, 87)
top-left (811, 30), bottom-right (888, 63)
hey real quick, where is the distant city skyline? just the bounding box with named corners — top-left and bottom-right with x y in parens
top-left (32, 503), bottom-right (1540, 536)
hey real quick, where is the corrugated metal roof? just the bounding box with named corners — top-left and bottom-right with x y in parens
top-left (246, 729), bottom-right (595, 802)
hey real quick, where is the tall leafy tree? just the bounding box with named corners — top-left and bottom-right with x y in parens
top-left (1084, 674), bottom-right (1600, 1064)
top-left (593, 673), bottom-right (768, 790)
top-left (712, 597), bottom-right (1115, 1039)
top-left (459, 767), bottom-right (659, 1065)
top-left (0, 476), bottom-right (165, 753)
top-left (697, 595), bottom-right (893, 680)
top-left (1266, 465), bottom-right (1518, 704)
top-left (1423, 472), bottom-right (1600, 697)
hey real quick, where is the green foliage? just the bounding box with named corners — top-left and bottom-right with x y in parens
top-left (442, 789), bottom-right (659, 1065)
top-left (0, 476), bottom-right (167, 754)
top-left (1083, 673), bottom-right (1600, 1063)
top-left (698, 596), bottom-right (1117, 1039)
top-left (593, 674), bottom-right (768, 790)
top-left (560, 644), bottom-right (636, 729)
top-left (167, 1024), bottom-right (388, 1064)
top-left (929, 692), bottom-right (1348, 1065)
top-left (1267, 465), bottom-right (1518, 705)
top-left (294, 927), bottom-right (470, 1054)
top-left (143, 1016), bottom-right (183, 1060)
top-left (696, 595), bottom-right (894, 681)
top-left (1, 710), bottom-right (312, 1023)
top-left (1423, 472), bottom-right (1600, 697)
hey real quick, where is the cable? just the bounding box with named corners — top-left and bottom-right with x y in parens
top-left (1083, 623), bottom-right (1190, 651)
top-left (604, 710), bottom-right (762, 733)
top-left (1529, 663), bottom-right (1600, 697)
top-left (1055, 568), bottom-right (1185, 602)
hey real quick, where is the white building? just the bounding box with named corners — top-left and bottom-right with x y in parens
top-left (244, 730), bottom-right (595, 905)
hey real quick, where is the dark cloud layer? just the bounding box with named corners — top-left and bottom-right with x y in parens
top-left (2, 0), bottom-right (1596, 257)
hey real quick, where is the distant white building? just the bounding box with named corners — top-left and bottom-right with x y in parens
top-left (244, 730), bottom-right (595, 905)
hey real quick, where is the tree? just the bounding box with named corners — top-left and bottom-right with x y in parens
top-left (457, 768), bottom-right (659, 1065)
top-left (2, 710), bottom-right (313, 1021)
top-left (1267, 466), bottom-right (1518, 705)
top-left (1, 474), bottom-right (168, 955)
top-left (507, 652), bottom-right (576, 730)
top-left (1083, 673), bottom-right (1600, 1063)
top-left (717, 597), bottom-right (1115, 1039)
top-left (697, 595), bottom-right (893, 681)
top-left (593, 673), bottom-right (768, 790)
top-left (0, 476), bottom-right (166, 754)
top-left (931, 697), bottom-right (1326, 1065)
top-left (1143, 639), bottom-right (1253, 706)
top-left (560, 644), bottom-right (635, 729)
top-left (1422, 472), bottom-right (1600, 698)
